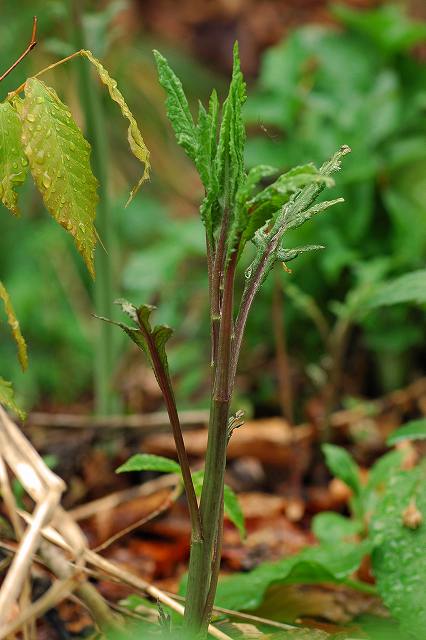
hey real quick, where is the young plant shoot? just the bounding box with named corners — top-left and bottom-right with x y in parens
top-left (105, 43), bottom-right (349, 637)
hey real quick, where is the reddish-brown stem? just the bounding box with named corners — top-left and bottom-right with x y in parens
top-left (138, 324), bottom-right (203, 543)
top-left (0, 17), bottom-right (38, 83)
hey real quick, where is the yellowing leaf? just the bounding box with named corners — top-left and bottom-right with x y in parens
top-left (20, 78), bottom-right (98, 277)
top-left (81, 50), bottom-right (150, 205)
top-left (0, 101), bottom-right (28, 215)
top-left (0, 281), bottom-right (28, 371)
top-left (0, 377), bottom-right (25, 419)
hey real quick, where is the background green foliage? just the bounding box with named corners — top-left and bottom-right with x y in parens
top-left (0, 1), bottom-right (425, 414)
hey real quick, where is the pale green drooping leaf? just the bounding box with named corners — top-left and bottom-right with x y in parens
top-left (0, 102), bottom-right (28, 215)
top-left (116, 453), bottom-right (180, 474)
top-left (0, 281), bottom-right (28, 371)
top-left (371, 463), bottom-right (426, 638)
top-left (0, 378), bottom-right (25, 420)
top-left (367, 269), bottom-right (426, 308)
top-left (81, 50), bottom-right (150, 205)
top-left (97, 299), bottom-right (173, 384)
top-left (153, 49), bottom-right (197, 163)
top-left (19, 78), bottom-right (98, 277)
top-left (191, 470), bottom-right (246, 539)
top-left (387, 418), bottom-right (426, 446)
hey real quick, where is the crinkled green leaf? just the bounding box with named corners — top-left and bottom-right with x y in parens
top-left (192, 470), bottom-right (246, 539)
top-left (367, 269), bottom-right (426, 308)
top-left (284, 197), bottom-right (344, 232)
top-left (371, 463), bottom-right (426, 638)
top-left (0, 377), bottom-right (25, 420)
top-left (19, 78), bottom-right (98, 277)
top-left (196, 91), bottom-right (219, 189)
top-left (81, 50), bottom-right (150, 204)
top-left (322, 444), bottom-right (361, 495)
top-left (0, 281), bottom-right (27, 371)
top-left (153, 49), bottom-right (197, 162)
top-left (312, 512), bottom-right (363, 544)
top-left (0, 101), bottom-right (28, 215)
top-left (216, 42), bottom-right (247, 258)
top-left (213, 539), bottom-right (372, 611)
top-left (116, 453), bottom-right (180, 474)
top-left (387, 419), bottom-right (426, 446)
top-left (196, 91), bottom-right (220, 239)
top-left (242, 164), bottom-right (333, 245)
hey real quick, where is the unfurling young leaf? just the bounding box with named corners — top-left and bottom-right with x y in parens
top-left (0, 281), bottom-right (28, 371)
top-left (97, 299), bottom-right (173, 384)
top-left (0, 377), bottom-right (25, 420)
top-left (0, 102), bottom-right (28, 215)
top-left (18, 78), bottom-right (98, 277)
top-left (81, 50), bottom-right (150, 204)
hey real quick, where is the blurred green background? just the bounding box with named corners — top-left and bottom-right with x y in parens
top-left (1, 0), bottom-right (425, 419)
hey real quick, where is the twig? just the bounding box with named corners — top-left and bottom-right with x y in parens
top-left (24, 409), bottom-right (209, 431)
top-left (69, 473), bottom-right (177, 521)
top-left (0, 16), bottom-right (38, 83)
top-left (0, 577), bottom-right (75, 640)
top-left (92, 482), bottom-right (182, 553)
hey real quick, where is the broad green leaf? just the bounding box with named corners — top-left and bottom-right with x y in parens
top-left (153, 50), bottom-right (197, 163)
top-left (371, 464), bottom-right (426, 638)
top-left (363, 449), bottom-right (404, 517)
top-left (367, 269), bottom-right (426, 308)
top-left (367, 449), bottom-right (404, 490)
top-left (213, 539), bottom-right (372, 611)
top-left (192, 470), bottom-right (246, 539)
top-left (81, 50), bottom-right (150, 204)
top-left (0, 377), bottom-right (25, 420)
top-left (0, 101), bottom-right (28, 215)
top-left (387, 419), bottom-right (426, 446)
top-left (312, 512), bottom-right (363, 544)
top-left (0, 281), bottom-right (27, 371)
top-left (322, 444), bottom-right (361, 495)
top-left (116, 453), bottom-right (180, 474)
top-left (19, 78), bottom-right (98, 277)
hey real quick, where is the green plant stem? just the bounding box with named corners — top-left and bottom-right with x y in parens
top-left (70, 1), bottom-right (116, 415)
top-left (184, 253), bottom-right (236, 636)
